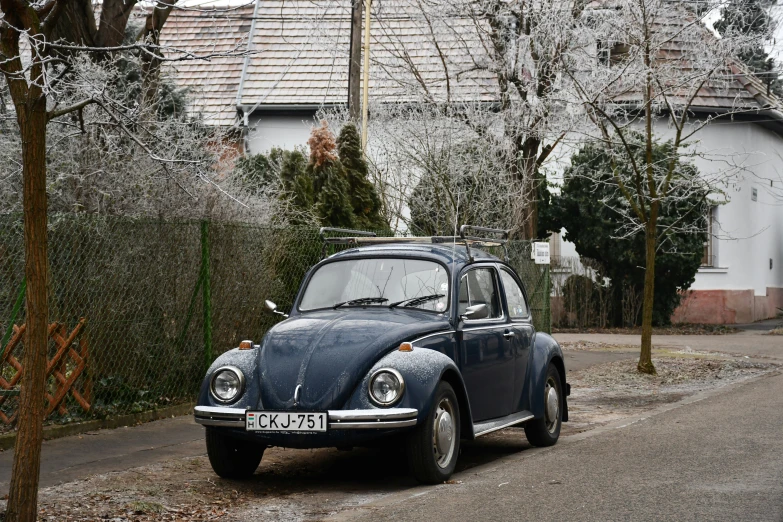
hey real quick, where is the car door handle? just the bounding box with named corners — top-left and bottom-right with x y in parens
top-left (503, 330), bottom-right (515, 340)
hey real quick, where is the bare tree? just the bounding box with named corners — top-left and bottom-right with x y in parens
top-left (0, 3), bottom-right (252, 519)
top-left (562, 0), bottom-right (768, 373)
top-left (364, 0), bottom-right (588, 238)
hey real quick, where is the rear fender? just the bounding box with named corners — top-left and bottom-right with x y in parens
top-left (528, 332), bottom-right (569, 422)
top-left (343, 348), bottom-right (476, 438)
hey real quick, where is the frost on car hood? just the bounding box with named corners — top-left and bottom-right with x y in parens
top-left (256, 309), bottom-right (449, 411)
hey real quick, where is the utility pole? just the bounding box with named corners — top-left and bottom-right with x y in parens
top-left (361, 0), bottom-right (372, 150)
top-left (348, 0), bottom-right (362, 122)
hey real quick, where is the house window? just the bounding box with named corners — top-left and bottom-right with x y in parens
top-left (701, 206), bottom-right (717, 267)
top-left (598, 41), bottom-right (630, 65)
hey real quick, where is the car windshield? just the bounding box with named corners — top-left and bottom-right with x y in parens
top-left (299, 257), bottom-right (449, 312)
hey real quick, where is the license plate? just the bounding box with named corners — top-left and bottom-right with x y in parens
top-left (245, 411), bottom-right (327, 432)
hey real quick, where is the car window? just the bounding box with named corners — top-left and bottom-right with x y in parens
top-left (458, 268), bottom-right (501, 319)
top-left (500, 270), bottom-right (529, 319)
top-left (299, 257), bottom-right (449, 312)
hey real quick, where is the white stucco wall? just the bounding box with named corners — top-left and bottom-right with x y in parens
top-left (662, 120), bottom-right (783, 296)
top-left (552, 119), bottom-right (783, 297)
top-left (245, 112), bottom-right (315, 154)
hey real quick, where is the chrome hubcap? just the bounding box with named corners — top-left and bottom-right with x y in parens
top-left (544, 378), bottom-right (559, 433)
top-left (432, 398), bottom-right (456, 468)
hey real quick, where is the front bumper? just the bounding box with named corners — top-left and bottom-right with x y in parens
top-left (194, 406), bottom-right (418, 430)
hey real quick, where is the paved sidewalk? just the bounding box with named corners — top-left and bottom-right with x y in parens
top-left (0, 415), bottom-right (204, 494)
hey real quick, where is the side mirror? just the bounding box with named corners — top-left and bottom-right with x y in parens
top-left (264, 300), bottom-right (289, 318)
top-left (461, 303), bottom-right (489, 321)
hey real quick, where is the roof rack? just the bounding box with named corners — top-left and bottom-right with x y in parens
top-left (318, 225), bottom-right (509, 262)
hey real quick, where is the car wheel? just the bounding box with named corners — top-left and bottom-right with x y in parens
top-left (524, 363), bottom-right (563, 447)
top-left (406, 381), bottom-right (461, 484)
top-left (205, 427), bottom-right (265, 479)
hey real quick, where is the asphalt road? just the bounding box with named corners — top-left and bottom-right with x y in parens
top-left (333, 370), bottom-right (783, 522)
top-left (1, 330), bottom-right (780, 521)
top-left (0, 346), bottom-right (635, 494)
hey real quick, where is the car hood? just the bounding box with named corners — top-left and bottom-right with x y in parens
top-left (256, 309), bottom-right (449, 410)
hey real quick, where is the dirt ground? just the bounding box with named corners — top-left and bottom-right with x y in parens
top-left (1, 348), bottom-right (777, 522)
top-left (552, 324), bottom-right (738, 335)
top-left (561, 346), bottom-right (773, 435)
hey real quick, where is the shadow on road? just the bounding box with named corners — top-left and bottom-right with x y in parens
top-left (235, 427), bottom-right (532, 496)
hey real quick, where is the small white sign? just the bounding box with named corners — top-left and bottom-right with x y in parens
top-left (532, 242), bottom-right (550, 265)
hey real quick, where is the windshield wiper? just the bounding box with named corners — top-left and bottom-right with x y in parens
top-left (333, 297), bottom-right (389, 309)
top-left (388, 294), bottom-right (445, 308)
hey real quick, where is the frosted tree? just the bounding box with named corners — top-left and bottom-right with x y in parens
top-left (364, 0), bottom-right (589, 238)
top-left (562, 0), bottom-right (770, 373)
top-left (0, 2), bottom-right (251, 519)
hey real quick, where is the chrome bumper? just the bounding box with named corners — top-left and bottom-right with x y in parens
top-left (194, 406), bottom-right (418, 430)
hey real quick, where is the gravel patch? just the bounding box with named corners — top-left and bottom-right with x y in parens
top-left (552, 324), bottom-right (738, 335)
top-left (562, 354), bottom-right (777, 436)
top-left (560, 340), bottom-right (638, 351)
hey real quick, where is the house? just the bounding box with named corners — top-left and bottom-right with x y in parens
top-left (160, 1), bottom-right (783, 324)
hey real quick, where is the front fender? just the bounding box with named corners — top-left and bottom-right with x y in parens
top-left (197, 348), bottom-right (261, 410)
top-left (343, 348), bottom-right (476, 438)
top-left (528, 332), bottom-right (569, 422)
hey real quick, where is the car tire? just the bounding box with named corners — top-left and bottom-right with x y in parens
top-left (205, 427), bottom-right (265, 479)
top-left (406, 381), bottom-right (461, 484)
top-left (524, 363), bottom-right (563, 447)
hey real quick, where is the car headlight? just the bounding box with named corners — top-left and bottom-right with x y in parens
top-left (368, 368), bottom-right (404, 406)
top-left (210, 366), bottom-right (245, 404)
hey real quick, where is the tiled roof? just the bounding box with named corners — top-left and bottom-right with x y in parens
top-left (588, 2), bottom-right (781, 111)
top-left (237, 0), bottom-right (495, 107)
top-left (159, 6), bottom-right (253, 126)
top-left (160, 0), bottom-right (780, 126)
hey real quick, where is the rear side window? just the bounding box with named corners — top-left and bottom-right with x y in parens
top-left (458, 268), bottom-right (502, 319)
top-left (500, 270), bottom-right (529, 319)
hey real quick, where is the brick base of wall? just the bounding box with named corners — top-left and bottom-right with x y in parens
top-left (672, 287), bottom-right (783, 324)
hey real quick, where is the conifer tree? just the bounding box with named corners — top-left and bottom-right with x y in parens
top-left (715, 0), bottom-right (782, 96)
top-left (337, 123), bottom-right (387, 230)
top-left (278, 148), bottom-right (313, 222)
top-left (306, 121), bottom-right (355, 227)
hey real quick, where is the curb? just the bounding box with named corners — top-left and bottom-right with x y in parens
top-left (0, 402), bottom-right (195, 452)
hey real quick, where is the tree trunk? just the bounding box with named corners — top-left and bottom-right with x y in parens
top-left (96, 0), bottom-right (139, 48)
top-left (139, 0), bottom-right (177, 115)
top-left (638, 220), bottom-right (657, 375)
top-left (49, 0), bottom-right (98, 47)
top-left (512, 135), bottom-right (541, 240)
top-left (5, 98), bottom-right (50, 522)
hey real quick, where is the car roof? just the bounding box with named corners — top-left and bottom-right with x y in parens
top-left (328, 242), bottom-right (502, 265)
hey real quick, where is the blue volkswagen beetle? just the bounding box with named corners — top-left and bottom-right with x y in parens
top-left (194, 227), bottom-right (569, 484)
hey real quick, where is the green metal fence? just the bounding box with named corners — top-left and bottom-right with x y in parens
top-left (0, 215), bottom-right (549, 430)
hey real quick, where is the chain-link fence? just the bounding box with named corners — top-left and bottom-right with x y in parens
top-left (0, 214), bottom-right (549, 431)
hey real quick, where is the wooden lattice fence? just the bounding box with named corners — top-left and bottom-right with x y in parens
top-left (0, 319), bottom-right (91, 424)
